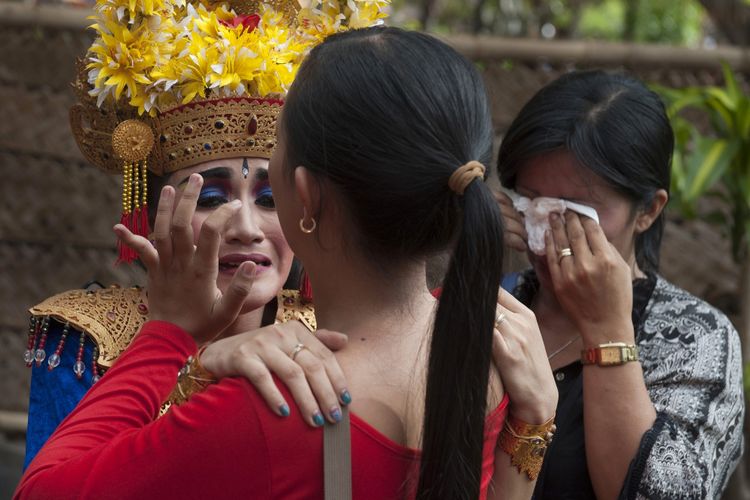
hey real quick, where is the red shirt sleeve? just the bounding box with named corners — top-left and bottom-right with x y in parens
top-left (14, 321), bottom-right (274, 499)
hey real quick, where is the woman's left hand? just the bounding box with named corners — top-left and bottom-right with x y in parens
top-left (545, 211), bottom-right (634, 345)
top-left (492, 289), bottom-right (558, 424)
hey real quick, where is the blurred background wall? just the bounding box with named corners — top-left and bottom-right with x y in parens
top-left (1, 0), bottom-right (749, 497)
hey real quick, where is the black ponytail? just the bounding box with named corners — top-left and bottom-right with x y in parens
top-left (419, 180), bottom-right (504, 499)
top-left (282, 27), bottom-right (504, 499)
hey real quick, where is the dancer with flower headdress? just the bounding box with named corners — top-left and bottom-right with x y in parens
top-left (22, 0), bottom-right (387, 469)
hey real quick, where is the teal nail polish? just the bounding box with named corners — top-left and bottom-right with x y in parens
top-left (340, 389), bottom-right (352, 405)
top-left (330, 407), bottom-right (342, 423)
top-left (278, 403), bottom-right (290, 417)
top-left (312, 411), bottom-right (325, 427)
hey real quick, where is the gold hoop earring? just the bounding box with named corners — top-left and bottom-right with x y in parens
top-left (299, 214), bottom-right (317, 234)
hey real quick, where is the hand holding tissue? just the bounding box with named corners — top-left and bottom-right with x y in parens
top-left (501, 188), bottom-right (599, 255)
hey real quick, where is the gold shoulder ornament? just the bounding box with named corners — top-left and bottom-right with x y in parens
top-left (25, 285), bottom-right (148, 380)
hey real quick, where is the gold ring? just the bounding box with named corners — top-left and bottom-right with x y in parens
top-left (494, 312), bottom-right (507, 330)
top-left (558, 247), bottom-right (573, 263)
top-left (289, 343), bottom-right (307, 361)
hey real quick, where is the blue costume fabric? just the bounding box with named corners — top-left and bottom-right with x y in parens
top-left (500, 272), bottom-right (520, 294)
top-left (24, 320), bottom-right (97, 470)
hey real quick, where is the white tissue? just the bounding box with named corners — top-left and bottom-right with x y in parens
top-left (501, 188), bottom-right (599, 255)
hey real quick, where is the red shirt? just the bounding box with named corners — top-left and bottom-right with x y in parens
top-left (16, 321), bottom-right (508, 499)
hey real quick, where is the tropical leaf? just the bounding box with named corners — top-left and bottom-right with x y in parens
top-left (705, 87), bottom-right (735, 111)
top-left (670, 147), bottom-right (687, 196)
top-left (722, 61), bottom-right (741, 105)
top-left (705, 91), bottom-right (736, 133)
top-left (683, 136), bottom-right (738, 201)
top-left (738, 97), bottom-right (750, 139)
top-left (660, 87), bottom-right (705, 118)
top-left (740, 167), bottom-right (750, 210)
top-left (655, 66), bottom-right (750, 264)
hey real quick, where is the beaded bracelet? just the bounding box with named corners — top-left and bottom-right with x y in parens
top-left (497, 413), bottom-right (556, 480)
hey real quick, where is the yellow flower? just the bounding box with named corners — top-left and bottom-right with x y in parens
top-left (347, 0), bottom-right (389, 29)
top-left (129, 90), bottom-right (160, 115)
top-left (297, 5), bottom-right (344, 41)
top-left (176, 40), bottom-right (219, 102)
top-left (95, 0), bottom-right (171, 22)
top-left (209, 45), bottom-right (262, 95)
top-left (84, 0), bottom-right (390, 112)
top-left (191, 3), bottom-right (234, 44)
top-left (87, 17), bottom-right (158, 105)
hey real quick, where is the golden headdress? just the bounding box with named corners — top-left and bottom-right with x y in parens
top-left (70, 0), bottom-right (389, 262)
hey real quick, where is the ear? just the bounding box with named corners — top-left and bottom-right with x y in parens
top-left (293, 166), bottom-right (321, 217)
top-left (635, 189), bottom-right (668, 234)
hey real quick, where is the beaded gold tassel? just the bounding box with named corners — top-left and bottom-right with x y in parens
top-left (111, 119), bottom-right (155, 264)
top-left (140, 160), bottom-right (149, 237)
top-left (118, 162), bottom-right (135, 263)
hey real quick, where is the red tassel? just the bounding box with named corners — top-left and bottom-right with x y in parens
top-left (140, 204), bottom-right (150, 236)
top-left (116, 212), bottom-right (134, 264)
top-left (300, 271), bottom-right (313, 303)
top-left (115, 160), bottom-right (150, 265)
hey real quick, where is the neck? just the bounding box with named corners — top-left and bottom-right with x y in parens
top-left (221, 306), bottom-right (265, 339)
top-left (307, 255), bottom-right (436, 342)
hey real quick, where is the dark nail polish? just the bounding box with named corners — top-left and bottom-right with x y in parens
top-left (278, 403), bottom-right (290, 417)
top-left (312, 411), bottom-right (325, 427)
top-left (330, 406), bottom-right (342, 423)
top-left (340, 389), bottom-right (352, 405)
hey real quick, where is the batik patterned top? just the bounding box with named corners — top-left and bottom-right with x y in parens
top-left (513, 271), bottom-right (744, 500)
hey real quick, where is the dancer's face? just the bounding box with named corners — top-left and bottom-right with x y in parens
top-left (169, 157), bottom-right (293, 312)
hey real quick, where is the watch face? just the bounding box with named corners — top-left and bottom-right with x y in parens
top-left (599, 347), bottom-right (622, 365)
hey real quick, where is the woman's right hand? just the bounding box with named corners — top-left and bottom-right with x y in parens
top-left (114, 175), bottom-right (256, 344)
top-left (492, 289), bottom-right (557, 424)
top-left (200, 322), bottom-right (351, 426)
top-left (495, 191), bottom-right (528, 253)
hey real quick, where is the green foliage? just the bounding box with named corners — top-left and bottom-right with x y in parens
top-left (577, 0), bottom-right (624, 40)
top-left (578, 0), bottom-right (703, 44)
top-left (655, 64), bottom-right (750, 262)
top-left (390, 0), bottom-right (705, 45)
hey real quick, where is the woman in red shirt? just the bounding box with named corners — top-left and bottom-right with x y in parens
top-left (16, 27), bottom-right (557, 500)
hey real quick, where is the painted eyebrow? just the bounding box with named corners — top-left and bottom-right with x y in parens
top-left (255, 168), bottom-right (269, 182)
top-left (177, 167), bottom-right (233, 187)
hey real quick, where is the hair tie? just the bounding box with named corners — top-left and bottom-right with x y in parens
top-left (448, 161), bottom-right (486, 195)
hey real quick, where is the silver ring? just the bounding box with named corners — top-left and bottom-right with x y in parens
top-left (289, 343), bottom-right (307, 361)
top-left (494, 312), bottom-right (507, 330)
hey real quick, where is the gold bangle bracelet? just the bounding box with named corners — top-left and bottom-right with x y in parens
top-left (175, 345), bottom-right (217, 401)
top-left (498, 414), bottom-right (556, 480)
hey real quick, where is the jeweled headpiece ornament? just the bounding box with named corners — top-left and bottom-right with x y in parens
top-left (70, 0), bottom-right (389, 262)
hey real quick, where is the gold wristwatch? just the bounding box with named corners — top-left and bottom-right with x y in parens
top-left (581, 342), bottom-right (639, 366)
